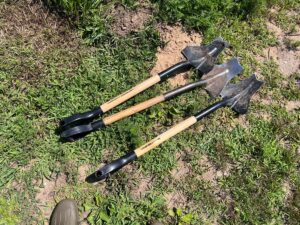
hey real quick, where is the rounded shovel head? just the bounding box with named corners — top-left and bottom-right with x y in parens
top-left (181, 37), bottom-right (229, 74)
top-left (220, 74), bottom-right (264, 114)
top-left (202, 58), bottom-right (243, 98)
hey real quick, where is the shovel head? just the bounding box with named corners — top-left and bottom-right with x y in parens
top-left (203, 58), bottom-right (243, 98)
top-left (221, 74), bottom-right (264, 114)
top-left (182, 37), bottom-right (229, 74)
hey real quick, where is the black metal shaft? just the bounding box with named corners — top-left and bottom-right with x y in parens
top-left (163, 80), bottom-right (206, 101)
top-left (194, 100), bottom-right (227, 121)
top-left (158, 61), bottom-right (191, 81)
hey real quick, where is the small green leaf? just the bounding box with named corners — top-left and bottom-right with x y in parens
top-left (168, 209), bottom-right (175, 217)
top-left (83, 203), bottom-right (93, 211)
top-left (181, 213), bottom-right (193, 223)
top-left (95, 195), bottom-right (102, 206)
top-left (99, 210), bottom-right (110, 222)
top-left (176, 208), bottom-right (183, 217)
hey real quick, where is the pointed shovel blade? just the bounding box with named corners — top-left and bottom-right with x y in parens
top-left (202, 58), bottom-right (243, 98)
top-left (221, 74), bottom-right (264, 114)
top-left (182, 37), bottom-right (229, 74)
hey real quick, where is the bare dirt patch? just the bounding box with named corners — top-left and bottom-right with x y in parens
top-left (257, 112), bottom-right (272, 121)
top-left (285, 100), bottom-right (300, 111)
top-left (78, 164), bottom-right (90, 182)
top-left (198, 155), bottom-right (231, 183)
top-left (252, 94), bottom-right (273, 106)
top-left (150, 24), bottom-right (202, 87)
top-left (264, 22), bottom-right (300, 76)
top-left (130, 175), bottom-right (153, 199)
top-left (19, 160), bottom-right (35, 172)
top-left (266, 22), bottom-right (284, 40)
top-left (110, 5), bottom-right (151, 36)
top-left (199, 155), bottom-right (222, 182)
top-left (35, 173), bottom-right (67, 220)
top-left (235, 114), bottom-right (249, 129)
top-left (171, 152), bottom-right (190, 180)
top-left (283, 181), bottom-right (293, 201)
top-left (165, 191), bottom-right (188, 209)
top-left (279, 49), bottom-right (299, 76)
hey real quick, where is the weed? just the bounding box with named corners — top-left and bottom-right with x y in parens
top-left (86, 192), bottom-right (166, 224)
top-left (284, 38), bottom-right (300, 50)
top-left (0, 197), bottom-right (20, 225)
top-left (168, 208), bottom-right (196, 225)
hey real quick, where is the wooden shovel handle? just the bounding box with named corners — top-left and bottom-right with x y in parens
top-left (134, 116), bottom-right (197, 157)
top-left (100, 75), bottom-right (161, 113)
top-left (103, 95), bottom-right (165, 125)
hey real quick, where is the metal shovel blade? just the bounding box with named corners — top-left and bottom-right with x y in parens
top-left (203, 58), bottom-right (243, 98)
top-left (221, 74), bottom-right (264, 114)
top-left (182, 37), bottom-right (229, 74)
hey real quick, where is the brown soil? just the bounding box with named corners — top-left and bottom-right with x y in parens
top-left (110, 5), bottom-right (152, 36)
top-left (35, 173), bottom-right (67, 220)
top-left (165, 191), bottom-right (188, 209)
top-left (252, 93), bottom-right (273, 106)
top-left (20, 159), bottom-right (37, 172)
top-left (285, 100), bottom-right (300, 111)
top-left (130, 175), bottom-right (153, 199)
top-left (264, 22), bottom-right (300, 76)
top-left (199, 155), bottom-right (222, 182)
top-left (78, 164), bottom-right (90, 182)
top-left (198, 155), bottom-right (231, 183)
top-left (283, 181), bottom-right (293, 201)
top-left (150, 24), bottom-right (202, 87)
top-left (235, 114), bottom-right (249, 129)
top-left (258, 112), bottom-right (272, 121)
top-left (170, 152), bottom-right (190, 180)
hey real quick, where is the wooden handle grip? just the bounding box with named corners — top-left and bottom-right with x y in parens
top-left (100, 75), bottom-right (161, 113)
top-left (103, 95), bottom-right (165, 125)
top-left (134, 116), bottom-right (197, 157)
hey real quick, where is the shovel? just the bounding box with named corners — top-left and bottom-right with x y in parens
top-left (86, 74), bottom-right (263, 182)
top-left (59, 38), bottom-right (228, 131)
top-left (61, 58), bottom-right (243, 141)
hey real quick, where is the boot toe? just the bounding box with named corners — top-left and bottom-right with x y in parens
top-left (50, 199), bottom-right (79, 225)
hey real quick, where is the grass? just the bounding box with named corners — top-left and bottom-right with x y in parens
top-left (0, 0), bottom-right (300, 224)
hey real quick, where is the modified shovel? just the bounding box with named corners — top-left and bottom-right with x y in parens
top-left (59, 38), bottom-right (228, 131)
top-left (86, 74), bottom-right (263, 182)
top-left (61, 58), bottom-right (243, 141)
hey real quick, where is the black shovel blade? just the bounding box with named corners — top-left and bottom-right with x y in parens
top-left (182, 37), bottom-right (229, 74)
top-left (221, 74), bottom-right (264, 114)
top-left (203, 58), bottom-right (243, 98)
